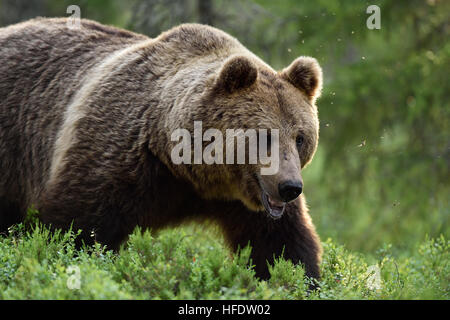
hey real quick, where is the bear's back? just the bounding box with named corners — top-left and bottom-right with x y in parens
top-left (0, 18), bottom-right (147, 203)
top-left (0, 18), bottom-right (249, 208)
top-left (0, 17), bottom-right (148, 112)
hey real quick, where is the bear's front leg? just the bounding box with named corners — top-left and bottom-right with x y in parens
top-left (37, 176), bottom-right (138, 251)
top-left (218, 196), bottom-right (322, 284)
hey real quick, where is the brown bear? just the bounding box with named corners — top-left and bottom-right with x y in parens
top-left (0, 18), bottom-right (323, 282)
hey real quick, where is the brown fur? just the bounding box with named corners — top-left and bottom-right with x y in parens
top-left (0, 18), bottom-right (322, 283)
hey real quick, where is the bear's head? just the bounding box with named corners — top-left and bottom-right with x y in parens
top-left (167, 55), bottom-right (322, 219)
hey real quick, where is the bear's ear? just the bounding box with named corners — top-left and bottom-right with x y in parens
top-left (215, 56), bottom-right (258, 93)
top-left (281, 56), bottom-right (322, 102)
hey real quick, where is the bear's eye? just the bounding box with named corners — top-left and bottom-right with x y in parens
top-left (296, 135), bottom-right (304, 150)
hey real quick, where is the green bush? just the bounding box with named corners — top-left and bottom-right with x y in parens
top-left (0, 223), bottom-right (447, 300)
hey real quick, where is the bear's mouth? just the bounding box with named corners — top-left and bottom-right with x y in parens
top-left (261, 191), bottom-right (286, 220)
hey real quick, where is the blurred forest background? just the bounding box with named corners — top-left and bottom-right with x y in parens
top-left (0, 0), bottom-right (448, 256)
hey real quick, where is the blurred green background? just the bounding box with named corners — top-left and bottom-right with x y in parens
top-left (1, 0), bottom-right (448, 255)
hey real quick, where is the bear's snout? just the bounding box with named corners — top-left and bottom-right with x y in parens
top-left (278, 180), bottom-right (303, 202)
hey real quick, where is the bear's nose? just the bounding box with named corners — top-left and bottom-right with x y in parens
top-left (278, 180), bottom-right (303, 202)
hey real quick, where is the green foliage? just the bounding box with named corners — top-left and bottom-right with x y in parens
top-left (0, 224), bottom-right (447, 300)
